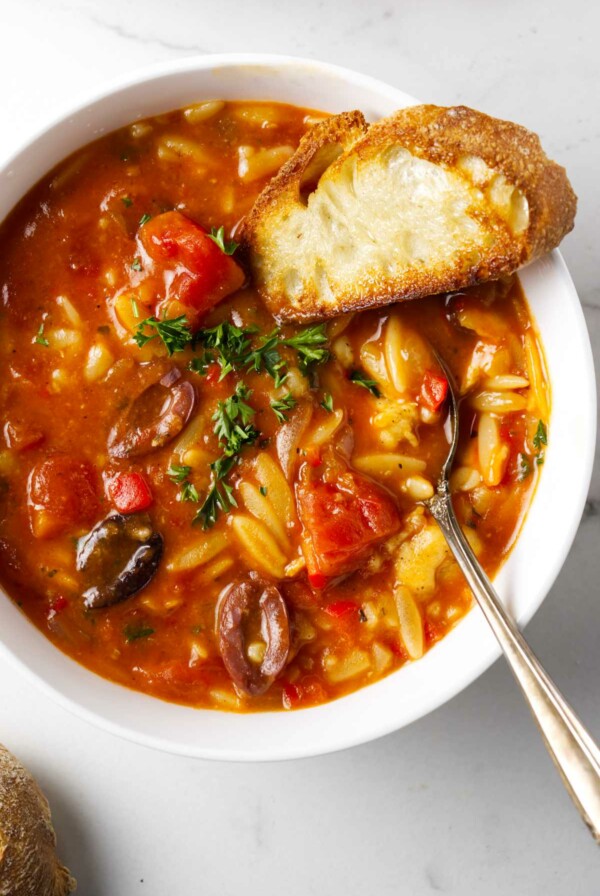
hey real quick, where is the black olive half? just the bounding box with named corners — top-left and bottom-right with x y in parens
top-left (76, 513), bottom-right (163, 609)
top-left (108, 368), bottom-right (196, 458)
top-left (216, 572), bottom-right (290, 696)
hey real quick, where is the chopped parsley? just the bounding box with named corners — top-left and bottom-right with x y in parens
top-left (349, 369), bottom-right (380, 397)
top-left (139, 213), bottom-right (152, 226)
top-left (191, 321), bottom-right (328, 386)
top-left (533, 419), bottom-right (548, 466)
top-left (195, 383), bottom-right (259, 529)
top-left (34, 322), bottom-right (49, 347)
top-left (121, 196), bottom-right (133, 208)
top-left (517, 453), bottom-right (532, 481)
top-left (259, 486), bottom-right (268, 496)
top-left (124, 624), bottom-right (154, 642)
top-left (131, 256), bottom-right (143, 272)
top-left (134, 314), bottom-right (193, 356)
top-left (270, 393), bottom-right (297, 422)
top-left (207, 225), bottom-right (238, 255)
top-left (167, 464), bottom-right (199, 503)
top-left (281, 326), bottom-right (329, 374)
top-left (167, 463), bottom-right (192, 483)
top-left (320, 392), bottom-right (334, 413)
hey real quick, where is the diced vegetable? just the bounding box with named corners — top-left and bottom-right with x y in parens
top-left (420, 370), bottom-right (449, 412)
top-left (28, 456), bottom-right (98, 539)
top-left (139, 211), bottom-right (245, 316)
top-left (297, 458), bottom-right (401, 583)
top-left (108, 472), bottom-right (153, 513)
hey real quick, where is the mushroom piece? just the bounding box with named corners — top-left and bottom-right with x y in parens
top-left (216, 573), bottom-right (290, 696)
top-left (107, 368), bottom-right (196, 458)
top-left (76, 513), bottom-right (163, 609)
top-left (0, 743), bottom-right (76, 896)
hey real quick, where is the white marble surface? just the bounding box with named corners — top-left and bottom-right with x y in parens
top-left (1, 1), bottom-right (599, 892)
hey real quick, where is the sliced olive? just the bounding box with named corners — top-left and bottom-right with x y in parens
top-left (217, 573), bottom-right (290, 696)
top-left (108, 369), bottom-right (196, 458)
top-left (76, 513), bottom-right (163, 609)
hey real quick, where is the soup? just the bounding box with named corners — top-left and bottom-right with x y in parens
top-left (0, 101), bottom-right (549, 711)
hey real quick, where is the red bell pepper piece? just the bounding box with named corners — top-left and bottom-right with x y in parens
top-left (108, 472), bottom-right (153, 514)
top-left (420, 370), bottom-right (449, 412)
top-left (324, 600), bottom-right (358, 618)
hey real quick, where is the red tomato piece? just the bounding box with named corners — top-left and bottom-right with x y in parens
top-left (4, 420), bottom-right (45, 452)
top-left (48, 595), bottom-right (69, 618)
top-left (307, 571), bottom-right (328, 590)
top-left (28, 455), bottom-right (99, 539)
top-left (282, 682), bottom-right (301, 710)
top-left (205, 363), bottom-right (220, 385)
top-left (139, 211), bottom-right (245, 316)
top-left (420, 370), bottom-right (449, 412)
top-left (297, 466), bottom-right (401, 582)
top-left (324, 600), bottom-right (358, 618)
top-left (108, 472), bottom-right (153, 514)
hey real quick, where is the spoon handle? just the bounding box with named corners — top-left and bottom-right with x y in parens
top-left (428, 491), bottom-right (600, 843)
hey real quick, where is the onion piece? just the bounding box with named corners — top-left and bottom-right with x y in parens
top-left (276, 401), bottom-right (313, 480)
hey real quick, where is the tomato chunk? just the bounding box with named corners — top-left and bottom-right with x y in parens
top-left (28, 455), bottom-right (98, 539)
top-left (297, 464), bottom-right (401, 584)
top-left (139, 211), bottom-right (245, 316)
top-left (420, 370), bottom-right (449, 412)
top-left (107, 472), bottom-right (153, 513)
top-left (324, 600), bottom-right (358, 618)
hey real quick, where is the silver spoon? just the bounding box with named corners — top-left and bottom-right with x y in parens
top-left (425, 354), bottom-right (600, 843)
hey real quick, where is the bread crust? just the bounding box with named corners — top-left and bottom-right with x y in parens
top-left (241, 105), bottom-right (576, 322)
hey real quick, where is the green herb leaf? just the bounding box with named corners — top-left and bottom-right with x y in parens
top-left (517, 453), bottom-right (532, 481)
top-left (270, 393), bottom-right (297, 423)
top-left (281, 325), bottom-right (329, 373)
top-left (124, 624), bottom-right (155, 642)
top-left (196, 383), bottom-right (259, 528)
top-left (34, 322), bottom-right (49, 347)
top-left (134, 315), bottom-right (193, 356)
top-left (167, 464), bottom-right (199, 503)
top-left (131, 257), bottom-right (143, 272)
top-left (167, 464), bottom-right (192, 483)
top-left (259, 486), bottom-right (268, 496)
top-left (121, 196), bottom-right (133, 208)
top-left (320, 392), bottom-right (334, 413)
top-left (349, 369), bottom-right (380, 397)
top-left (207, 225), bottom-right (238, 256)
top-left (139, 213), bottom-right (152, 227)
top-left (213, 382), bottom-right (259, 456)
top-left (194, 480), bottom-right (237, 529)
top-left (533, 420), bottom-right (547, 451)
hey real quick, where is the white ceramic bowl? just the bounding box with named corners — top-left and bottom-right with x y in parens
top-left (0, 55), bottom-right (595, 760)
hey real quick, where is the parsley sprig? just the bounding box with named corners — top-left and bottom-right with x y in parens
top-left (134, 314), bottom-right (193, 356)
top-left (195, 383), bottom-right (259, 529)
top-left (207, 225), bottom-right (238, 255)
top-left (349, 369), bottom-right (381, 397)
top-left (270, 393), bottom-right (297, 422)
top-left (533, 419), bottom-right (548, 466)
top-left (191, 321), bottom-right (329, 386)
top-left (34, 322), bottom-right (49, 347)
top-left (167, 464), bottom-right (199, 503)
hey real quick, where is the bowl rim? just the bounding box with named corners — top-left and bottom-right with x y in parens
top-left (0, 53), bottom-right (596, 761)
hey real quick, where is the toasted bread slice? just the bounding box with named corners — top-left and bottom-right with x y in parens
top-left (241, 105), bottom-right (576, 322)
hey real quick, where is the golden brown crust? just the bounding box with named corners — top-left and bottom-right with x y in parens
top-left (241, 105), bottom-right (576, 323)
top-left (240, 110), bottom-right (368, 245)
